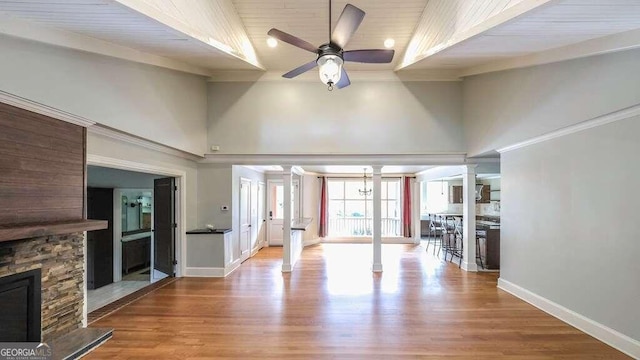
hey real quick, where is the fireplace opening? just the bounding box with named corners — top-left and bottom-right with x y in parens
top-left (0, 269), bottom-right (41, 342)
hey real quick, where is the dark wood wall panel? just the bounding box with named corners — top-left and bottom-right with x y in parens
top-left (0, 102), bottom-right (85, 225)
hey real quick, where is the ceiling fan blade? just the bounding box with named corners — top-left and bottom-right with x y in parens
top-left (268, 28), bottom-right (318, 53)
top-left (336, 68), bottom-right (351, 89)
top-left (343, 49), bottom-right (395, 63)
top-left (330, 4), bottom-right (365, 49)
top-left (282, 60), bottom-right (318, 79)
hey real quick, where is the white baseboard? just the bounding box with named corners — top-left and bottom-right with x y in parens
top-left (303, 238), bottom-right (321, 247)
top-left (498, 278), bottom-right (640, 359)
top-left (224, 259), bottom-right (241, 276)
top-left (184, 267), bottom-right (224, 277)
top-left (184, 259), bottom-right (242, 278)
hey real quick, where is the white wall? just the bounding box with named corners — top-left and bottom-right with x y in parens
top-left (197, 164), bottom-right (233, 229)
top-left (463, 48), bottom-right (640, 156)
top-left (0, 35), bottom-right (208, 155)
top-left (501, 115), bottom-right (640, 343)
top-left (207, 81), bottom-right (464, 154)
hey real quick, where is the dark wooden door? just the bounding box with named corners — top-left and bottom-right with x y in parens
top-left (154, 178), bottom-right (175, 276)
top-left (86, 187), bottom-right (114, 289)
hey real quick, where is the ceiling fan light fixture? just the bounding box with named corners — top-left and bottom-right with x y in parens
top-left (266, 37), bottom-right (278, 48)
top-left (317, 54), bottom-right (343, 87)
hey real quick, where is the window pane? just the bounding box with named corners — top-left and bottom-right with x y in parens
top-left (381, 182), bottom-right (387, 199)
top-left (366, 200), bottom-right (373, 219)
top-left (344, 181), bottom-right (365, 199)
top-left (425, 181), bottom-right (449, 213)
top-left (387, 200), bottom-right (399, 219)
top-left (328, 200), bottom-right (344, 218)
top-left (386, 181), bottom-right (399, 199)
top-left (272, 185), bottom-right (284, 219)
top-left (345, 200), bottom-right (366, 218)
top-left (328, 180), bottom-right (344, 199)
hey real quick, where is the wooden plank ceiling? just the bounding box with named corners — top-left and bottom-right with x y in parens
top-left (0, 0), bottom-right (640, 75)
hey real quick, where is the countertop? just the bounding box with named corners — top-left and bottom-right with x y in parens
top-left (186, 228), bottom-right (232, 235)
top-left (121, 232), bottom-right (151, 242)
top-left (291, 218), bottom-right (313, 231)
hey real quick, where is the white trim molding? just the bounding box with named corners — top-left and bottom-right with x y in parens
top-left (497, 103), bottom-right (640, 154)
top-left (184, 267), bottom-right (224, 277)
top-left (201, 153), bottom-right (467, 166)
top-left (86, 154), bottom-right (188, 279)
top-left (498, 278), bottom-right (640, 359)
top-left (184, 259), bottom-right (241, 278)
top-left (88, 125), bottom-right (203, 161)
top-left (0, 90), bottom-right (95, 127)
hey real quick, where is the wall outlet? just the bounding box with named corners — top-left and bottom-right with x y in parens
top-left (210, 145), bottom-right (220, 151)
top-left (220, 205), bottom-right (229, 211)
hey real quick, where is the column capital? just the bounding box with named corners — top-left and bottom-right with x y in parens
top-left (462, 164), bottom-right (478, 174)
top-left (371, 165), bottom-right (383, 174)
top-left (281, 165), bottom-right (293, 175)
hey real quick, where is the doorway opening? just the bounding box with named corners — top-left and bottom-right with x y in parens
top-left (85, 166), bottom-right (177, 314)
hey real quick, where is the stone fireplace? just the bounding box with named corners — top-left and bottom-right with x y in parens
top-left (0, 232), bottom-right (85, 342)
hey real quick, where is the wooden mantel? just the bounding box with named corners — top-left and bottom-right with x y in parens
top-left (0, 220), bottom-right (108, 243)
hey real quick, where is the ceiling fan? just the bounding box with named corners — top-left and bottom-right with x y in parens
top-left (267, 1), bottom-right (394, 91)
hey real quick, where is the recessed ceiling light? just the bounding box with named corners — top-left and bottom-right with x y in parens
top-left (384, 38), bottom-right (395, 49)
top-left (267, 37), bottom-right (278, 48)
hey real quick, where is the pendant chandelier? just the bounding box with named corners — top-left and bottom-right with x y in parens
top-left (359, 168), bottom-right (372, 197)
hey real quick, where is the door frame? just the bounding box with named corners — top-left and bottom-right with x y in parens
top-left (87, 155), bottom-right (186, 278)
top-left (266, 178), bottom-right (300, 246)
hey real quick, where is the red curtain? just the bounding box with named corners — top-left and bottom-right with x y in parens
top-left (318, 176), bottom-right (329, 238)
top-left (402, 176), bottom-right (412, 238)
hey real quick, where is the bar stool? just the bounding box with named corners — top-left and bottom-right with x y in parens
top-left (476, 230), bottom-right (486, 270)
top-left (451, 217), bottom-right (463, 268)
top-left (426, 214), bottom-right (444, 256)
top-left (441, 216), bottom-right (456, 262)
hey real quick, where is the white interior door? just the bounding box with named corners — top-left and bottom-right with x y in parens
top-left (267, 181), bottom-right (284, 246)
top-left (240, 178), bottom-right (251, 262)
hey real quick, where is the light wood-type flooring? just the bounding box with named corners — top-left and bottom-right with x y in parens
top-left (87, 243), bottom-right (630, 359)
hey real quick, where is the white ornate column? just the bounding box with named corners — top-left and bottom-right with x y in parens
top-left (462, 164), bottom-right (478, 272)
top-left (372, 165), bottom-right (383, 272)
top-left (282, 165), bottom-right (293, 272)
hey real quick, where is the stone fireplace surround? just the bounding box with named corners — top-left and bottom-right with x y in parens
top-left (0, 232), bottom-right (84, 343)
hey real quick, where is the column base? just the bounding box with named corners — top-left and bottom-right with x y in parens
top-left (461, 261), bottom-right (478, 272)
top-left (372, 263), bottom-right (383, 273)
top-left (281, 264), bottom-right (292, 273)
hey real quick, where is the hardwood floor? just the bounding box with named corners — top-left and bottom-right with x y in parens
top-left (88, 243), bottom-right (629, 359)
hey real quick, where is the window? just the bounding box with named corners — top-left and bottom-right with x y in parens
top-left (422, 181), bottom-right (449, 214)
top-left (327, 178), bottom-right (401, 237)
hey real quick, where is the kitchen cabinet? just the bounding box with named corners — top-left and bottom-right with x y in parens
top-left (122, 236), bottom-right (151, 274)
top-left (449, 185), bottom-right (491, 203)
